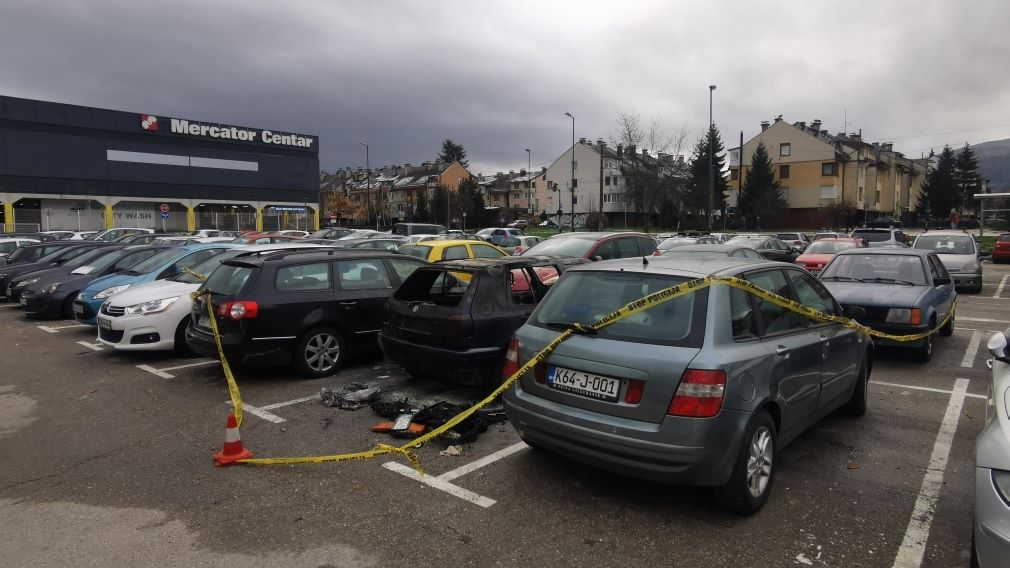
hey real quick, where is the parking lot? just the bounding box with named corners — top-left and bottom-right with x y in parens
top-left (1, 264), bottom-right (1007, 567)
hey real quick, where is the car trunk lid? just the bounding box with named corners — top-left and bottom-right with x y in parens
top-left (385, 268), bottom-right (476, 348)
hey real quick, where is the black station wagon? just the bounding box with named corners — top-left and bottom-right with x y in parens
top-left (379, 256), bottom-right (585, 387)
top-left (185, 249), bottom-right (427, 378)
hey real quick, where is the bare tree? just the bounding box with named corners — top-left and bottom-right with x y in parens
top-left (610, 111), bottom-right (688, 231)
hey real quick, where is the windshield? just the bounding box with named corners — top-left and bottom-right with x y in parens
top-left (522, 237), bottom-right (595, 258)
top-left (126, 248), bottom-right (183, 274)
top-left (174, 251), bottom-right (244, 283)
top-left (63, 247), bottom-right (116, 269)
top-left (533, 271), bottom-right (703, 346)
top-left (805, 241), bottom-right (858, 254)
top-left (110, 248), bottom-right (164, 271)
top-left (77, 249), bottom-right (133, 273)
top-left (6, 246), bottom-right (34, 262)
top-left (851, 230), bottom-right (892, 243)
top-left (820, 254), bottom-right (927, 286)
top-left (658, 238), bottom-right (695, 250)
top-left (913, 235), bottom-right (975, 255)
top-left (398, 245), bottom-right (431, 259)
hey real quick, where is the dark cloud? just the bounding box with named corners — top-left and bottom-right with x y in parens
top-left (2, 0), bottom-right (1008, 176)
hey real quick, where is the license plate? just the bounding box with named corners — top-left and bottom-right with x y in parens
top-left (198, 316), bottom-right (211, 329)
top-left (98, 317), bottom-right (112, 330)
top-left (19, 296), bottom-right (28, 306)
top-left (546, 366), bottom-right (621, 402)
top-left (73, 303), bottom-right (84, 314)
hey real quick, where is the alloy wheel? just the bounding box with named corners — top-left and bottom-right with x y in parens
top-left (304, 332), bottom-right (340, 372)
top-left (746, 427), bottom-right (774, 498)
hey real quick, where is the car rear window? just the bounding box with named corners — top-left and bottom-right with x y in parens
top-left (398, 245), bottom-right (430, 260)
top-left (204, 264), bottom-right (255, 296)
top-left (533, 271), bottom-right (705, 346)
top-left (999, 234), bottom-right (1010, 242)
top-left (913, 235), bottom-right (976, 255)
top-left (394, 268), bottom-right (473, 307)
top-left (850, 230), bottom-right (890, 242)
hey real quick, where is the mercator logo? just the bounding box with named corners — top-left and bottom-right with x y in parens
top-left (140, 115), bottom-right (158, 131)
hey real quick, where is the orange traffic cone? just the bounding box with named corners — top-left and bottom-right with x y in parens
top-left (213, 413), bottom-right (253, 467)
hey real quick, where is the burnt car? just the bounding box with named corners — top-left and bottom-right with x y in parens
top-left (379, 256), bottom-right (586, 387)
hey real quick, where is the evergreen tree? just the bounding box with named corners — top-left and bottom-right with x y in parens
top-left (955, 143), bottom-right (981, 211)
top-left (414, 191), bottom-right (429, 222)
top-left (685, 125), bottom-right (728, 222)
top-left (431, 185), bottom-right (449, 225)
top-left (438, 139), bottom-right (468, 167)
top-left (915, 145), bottom-right (959, 220)
top-left (458, 177), bottom-right (484, 224)
top-left (738, 142), bottom-right (787, 229)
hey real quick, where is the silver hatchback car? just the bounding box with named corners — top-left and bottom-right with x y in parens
top-left (974, 332), bottom-right (1010, 566)
top-left (912, 230), bottom-right (982, 293)
top-left (503, 256), bottom-right (872, 514)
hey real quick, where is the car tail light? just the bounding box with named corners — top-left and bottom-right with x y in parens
top-left (514, 246), bottom-right (525, 255)
top-left (625, 379), bottom-right (645, 404)
top-left (217, 300), bottom-right (258, 321)
top-left (503, 337), bottom-right (520, 380)
top-left (667, 369), bottom-right (726, 418)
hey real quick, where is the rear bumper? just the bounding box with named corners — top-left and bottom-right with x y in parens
top-left (184, 321), bottom-right (292, 367)
top-left (950, 270), bottom-right (982, 290)
top-left (502, 382), bottom-right (749, 486)
top-left (378, 332), bottom-right (503, 386)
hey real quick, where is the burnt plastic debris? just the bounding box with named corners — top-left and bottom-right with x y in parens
top-left (319, 383), bottom-right (382, 410)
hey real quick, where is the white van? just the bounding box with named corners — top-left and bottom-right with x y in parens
top-left (392, 223), bottom-right (447, 237)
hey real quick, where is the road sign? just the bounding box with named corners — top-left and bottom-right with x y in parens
top-left (161, 211), bottom-right (170, 220)
top-left (160, 203), bottom-right (170, 213)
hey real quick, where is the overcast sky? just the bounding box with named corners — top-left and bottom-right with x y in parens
top-left (2, 0), bottom-right (1009, 177)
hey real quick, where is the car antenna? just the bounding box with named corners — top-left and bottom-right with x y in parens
top-left (642, 255), bottom-right (649, 267)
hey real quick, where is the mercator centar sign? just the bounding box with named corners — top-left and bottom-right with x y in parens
top-left (140, 114), bottom-right (315, 149)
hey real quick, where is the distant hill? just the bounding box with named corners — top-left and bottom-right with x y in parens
top-left (974, 138), bottom-right (1010, 191)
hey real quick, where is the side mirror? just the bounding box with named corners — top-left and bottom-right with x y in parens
top-left (933, 276), bottom-right (951, 286)
top-left (987, 332), bottom-right (1010, 363)
top-left (843, 305), bottom-right (866, 320)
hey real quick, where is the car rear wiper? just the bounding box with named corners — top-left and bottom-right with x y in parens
top-left (865, 277), bottom-right (916, 286)
top-left (820, 275), bottom-right (864, 282)
top-left (543, 321), bottom-right (597, 335)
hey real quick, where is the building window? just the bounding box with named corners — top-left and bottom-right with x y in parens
top-left (572, 195), bottom-right (578, 205)
top-left (821, 162), bottom-right (837, 176)
top-left (875, 189), bottom-right (881, 204)
top-left (605, 176), bottom-right (611, 186)
top-left (820, 186), bottom-right (838, 199)
top-left (779, 165), bottom-right (790, 179)
top-left (858, 187), bottom-right (864, 201)
top-left (730, 169), bottom-right (739, 181)
top-left (780, 143), bottom-right (791, 157)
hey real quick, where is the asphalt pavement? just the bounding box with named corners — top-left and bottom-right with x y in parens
top-left (2, 264), bottom-right (1008, 567)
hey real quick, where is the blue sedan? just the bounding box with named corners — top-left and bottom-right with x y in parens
top-left (73, 243), bottom-right (239, 325)
top-left (819, 248), bottom-right (956, 362)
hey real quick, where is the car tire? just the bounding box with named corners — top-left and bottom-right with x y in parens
top-left (844, 357), bottom-right (870, 417)
top-left (939, 311), bottom-right (954, 337)
top-left (913, 322), bottom-right (935, 363)
top-left (62, 294), bottom-right (78, 319)
top-left (174, 317), bottom-right (197, 357)
top-left (292, 327), bottom-right (346, 379)
top-left (714, 410), bottom-right (777, 515)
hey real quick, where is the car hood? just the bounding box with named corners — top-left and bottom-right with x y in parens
top-left (9, 265), bottom-right (68, 284)
top-left (821, 281), bottom-right (927, 307)
top-left (25, 271), bottom-right (107, 293)
top-left (933, 253), bottom-right (977, 272)
top-left (82, 273), bottom-right (138, 295)
top-left (107, 279), bottom-right (199, 306)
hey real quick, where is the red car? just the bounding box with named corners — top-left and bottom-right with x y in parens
top-left (993, 233), bottom-right (1010, 263)
top-left (795, 237), bottom-right (866, 274)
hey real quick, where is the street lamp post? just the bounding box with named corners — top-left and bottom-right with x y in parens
top-left (525, 148), bottom-right (532, 219)
top-left (359, 142), bottom-right (371, 229)
top-left (708, 85), bottom-right (716, 234)
top-left (565, 112), bottom-right (575, 232)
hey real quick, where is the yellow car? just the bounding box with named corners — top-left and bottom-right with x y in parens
top-left (397, 239), bottom-right (509, 262)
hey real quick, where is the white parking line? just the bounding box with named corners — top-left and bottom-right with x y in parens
top-left (135, 359), bottom-right (217, 379)
top-left (892, 378), bottom-right (969, 568)
top-left (36, 323), bottom-right (90, 333)
top-left (159, 360), bottom-right (217, 372)
top-left (75, 341), bottom-right (103, 351)
top-left (961, 330), bottom-right (982, 368)
top-left (261, 394), bottom-right (319, 410)
top-left (383, 441), bottom-right (529, 507)
top-left (136, 364), bottom-right (173, 379)
top-left (870, 380), bottom-right (986, 400)
top-left (383, 462), bottom-right (497, 508)
top-left (228, 401), bottom-right (286, 424)
top-left (958, 316), bottom-right (1005, 323)
top-left (994, 275), bottom-right (1008, 298)
top-left (0, 303), bottom-right (20, 308)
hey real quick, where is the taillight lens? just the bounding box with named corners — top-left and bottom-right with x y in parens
top-left (667, 369), bottom-right (726, 418)
top-left (625, 379), bottom-right (645, 404)
top-left (503, 337), bottom-right (520, 380)
top-left (217, 300), bottom-right (259, 321)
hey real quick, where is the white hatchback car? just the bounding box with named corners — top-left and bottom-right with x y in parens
top-left (96, 242), bottom-right (333, 353)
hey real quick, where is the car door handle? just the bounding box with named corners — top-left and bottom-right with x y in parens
top-left (775, 345), bottom-right (790, 358)
top-left (339, 301), bottom-right (357, 307)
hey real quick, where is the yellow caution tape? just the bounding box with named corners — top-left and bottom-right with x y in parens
top-left (182, 267), bottom-right (208, 282)
top-left (200, 292), bottom-right (244, 428)
top-left (198, 274), bottom-right (953, 471)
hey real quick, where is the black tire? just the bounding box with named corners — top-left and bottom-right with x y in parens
top-left (714, 410), bottom-right (777, 515)
top-left (174, 317), bottom-right (197, 357)
top-left (939, 311), bottom-right (954, 337)
top-left (292, 327), bottom-right (346, 379)
top-left (913, 320), bottom-right (935, 362)
top-left (62, 294), bottom-right (77, 319)
top-left (844, 357), bottom-right (869, 417)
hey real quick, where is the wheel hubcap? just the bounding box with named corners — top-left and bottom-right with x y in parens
top-left (746, 427), bottom-right (773, 498)
top-left (305, 333), bottom-right (340, 372)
